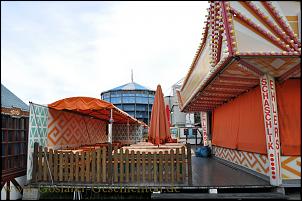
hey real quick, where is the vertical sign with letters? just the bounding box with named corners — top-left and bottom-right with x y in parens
top-left (260, 74), bottom-right (281, 186)
top-left (201, 112), bottom-right (208, 146)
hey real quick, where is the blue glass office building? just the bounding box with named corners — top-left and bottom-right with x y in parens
top-left (101, 82), bottom-right (155, 125)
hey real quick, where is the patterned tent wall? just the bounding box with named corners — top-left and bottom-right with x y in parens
top-left (112, 124), bottom-right (143, 144)
top-left (26, 105), bottom-right (108, 181)
top-left (213, 146), bottom-right (301, 180)
top-left (26, 104), bottom-right (144, 181)
top-left (26, 104), bottom-right (49, 181)
top-left (47, 108), bottom-right (107, 149)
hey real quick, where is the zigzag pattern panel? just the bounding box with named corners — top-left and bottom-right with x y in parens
top-left (26, 104), bottom-right (49, 181)
top-left (213, 146), bottom-right (269, 176)
top-left (47, 109), bottom-right (107, 149)
top-left (112, 124), bottom-right (143, 143)
top-left (281, 156), bottom-right (301, 180)
top-left (241, 57), bottom-right (300, 78)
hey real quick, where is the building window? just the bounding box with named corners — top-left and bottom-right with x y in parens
top-left (111, 97), bottom-right (122, 104)
top-left (102, 93), bottom-right (110, 99)
top-left (123, 96), bottom-right (135, 103)
top-left (123, 105), bottom-right (135, 111)
top-left (149, 97), bottom-right (154, 104)
top-left (136, 96), bottom-right (148, 104)
top-left (136, 105), bottom-right (147, 111)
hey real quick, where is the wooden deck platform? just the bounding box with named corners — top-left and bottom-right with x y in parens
top-left (30, 142), bottom-right (272, 191)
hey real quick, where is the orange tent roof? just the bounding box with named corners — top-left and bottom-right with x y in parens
top-left (48, 96), bottom-right (146, 125)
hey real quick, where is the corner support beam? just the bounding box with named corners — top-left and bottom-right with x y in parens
top-left (260, 74), bottom-right (282, 186)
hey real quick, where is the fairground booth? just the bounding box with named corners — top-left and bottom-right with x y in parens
top-left (23, 95), bottom-right (192, 195)
top-left (177, 1), bottom-right (300, 187)
top-left (26, 97), bottom-right (146, 181)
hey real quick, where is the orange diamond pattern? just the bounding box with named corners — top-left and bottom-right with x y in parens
top-left (213, 146), bottom-right (269, 176)
top-left (47, 109), bottom-right (107, 148)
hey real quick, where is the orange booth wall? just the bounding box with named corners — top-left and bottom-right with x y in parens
top-left (212, 79), bottom-right (300, 156)
top-left (276, 79), bottom-right (300, 155)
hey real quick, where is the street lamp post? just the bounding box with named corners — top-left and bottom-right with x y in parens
top-left (170, 105), bottom-right (175, 127)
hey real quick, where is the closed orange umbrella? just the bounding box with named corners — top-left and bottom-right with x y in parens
top-left (148, 85), bottom-right (174, 145)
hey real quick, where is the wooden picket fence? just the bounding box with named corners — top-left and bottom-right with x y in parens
top-left (31, 142), bottom-right (192, 185)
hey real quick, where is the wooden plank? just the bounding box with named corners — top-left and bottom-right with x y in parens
top-left (148, 152), bottom-right (152, 182)
top-left (108, 143), bottom-right (112, 184)
top-left (114, 146), bottom-right (118, 183)
top-left (96, 149), bottom-right (101, 183)
top-left (43, 147), bottom-right (48, 181)
top-left (186, 144), bottom-right (192, 186)
top-left (32, 142), bottom-right (39, 182)
top-left (125, 149), bottom-right (129, 183)
top-left (54, 150), bottom-right (58, 182)
top-left (120, 148), bottom-right (124, 183)
top-left (69, 152), bottom-right (73, 181)
top-left (91, 150), bottom-right (96, 183)
top-left (102, 147), bottom-right (106, 183)
top-left (164, 150), bottom-right (169, 183)
top-left (64, 152), bottom-right (69, 182)
top-left (136, 151), bottom-right (140, 183)
top-left (131, 150), bottom-right (135, 182)
top-left (81, 152), bottom-right (85, 182)
top-left (59, 151), bottom-right (63, 182)
top-left (153, 153), bottom-right (157, 183)
top-left (181, 146), bottom-right (186, 182)
top-left (49, 149), bottom-right (53, 182)
top-left (142, 152), bottom-right (146, 183)
top-left (38, 146), bottom-right (43, 181)
top-left (176, 148), bottom-right (180, 182)
top-left (85, 152), bottom-right (90, 182)
top-left (170, 149), bottom-right (174, 185)
top-left (159, 151), bottom-right (163, 184)
top-left (75, 152), bottom-right (79, 182)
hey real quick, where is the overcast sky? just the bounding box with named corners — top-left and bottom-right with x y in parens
top-left (1, 1), bottom-right (209, 105)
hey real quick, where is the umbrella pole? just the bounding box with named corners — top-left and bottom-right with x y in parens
top-left (108, 109), bottom-right (113, 144)
top-left (127, 120), bottom-right (129, 142)
top-left (107, 109), bottom-right (113, 184)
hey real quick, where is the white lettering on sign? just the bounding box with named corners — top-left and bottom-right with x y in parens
top-left (261, 77), bottom-right (276, 178)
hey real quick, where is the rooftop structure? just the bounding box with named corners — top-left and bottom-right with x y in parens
top-left (101, 74), bottom-right (155, 125)
top-left (1, 84), bottom-right (29, 114)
